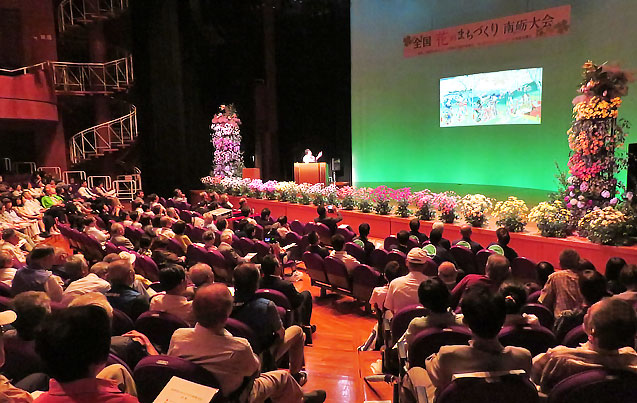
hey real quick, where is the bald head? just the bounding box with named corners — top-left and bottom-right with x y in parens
top-left (189, 263), bottom-right (214, 287)
top-left (485, 254), bottom-right (510, 284)
top-left (106, 259), bottom-right (135, 287)
top-left (91, 262), bottom-right (109, 279)
top-left (585, 297), bottom-right (637, 350)
top-left (110, 223), bottom-right (125, 236)
top-left (193, 283), bottom-right (233, 329)
top-left (432, 221), bottom-right (444, 232)
top-left (220, 230), bottom-right (233, 244)
top-left (460, 225), bottom-right (472, 238)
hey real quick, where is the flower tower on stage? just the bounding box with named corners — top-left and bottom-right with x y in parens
top-left (562, 61), bottom-right (631, 227)
top-left (211, 104), bottom-right (244, 177)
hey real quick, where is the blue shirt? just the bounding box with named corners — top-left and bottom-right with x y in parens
top-left (231, 295), bottom-right (282, 353)
top-left (11, 264), bottom-right (52, 295)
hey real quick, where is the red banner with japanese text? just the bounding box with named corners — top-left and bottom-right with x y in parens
top-left (403, 5), bottom-right (570, 58)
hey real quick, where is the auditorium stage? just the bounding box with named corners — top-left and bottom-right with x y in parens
top-left (224, 196), bottom-right (637, 274)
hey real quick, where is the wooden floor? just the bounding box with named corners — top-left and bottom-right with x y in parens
top-left (293, 268), bottom-right (393, 403)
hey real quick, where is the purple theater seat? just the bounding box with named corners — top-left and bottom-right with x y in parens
top-left (135, 255), bottom-right (160, 282)
top-left (336, 226), bottom-right (355, 243)
top-left (302, 251), bottom-right (329, 289)
top-left (475, 249), bottom-right (494, 274)
top-left (498, 325), bottom-right (556, 356)
top-left (256, 289), bottom-right (293, 326)
top-left (205, 249), bottom-right (231, 282)
top-left (165, 198), bottom-right (174, 208)
top-left (178, 209), bottom-right (193, 223)
top-left (324, 256), bottom-right (352, 294)
top-left (284, 232), bottom-right (307, 261)
top-left (186, 244), bottom-right (208, 265)
top-left (547, 369), bottom-right (637, 403)
top-left (450, 245), bottom-right (478, 274)
top-left (511, 257), bottom-right (538, 283)
top-left (254, 240), bottom-right (272, 259)
top-left (408, 326), bottom-right (473, 369)
top-left (106, 352), bottom-right (133, 375)
top-left (369, 248), bottom-right (389, 271)
top-left (390, 304), bottom-right (428, 347)
top-left (290, 220), bottom-right (305, 235)
top-left (562, 324), bottom-right (587, 347)
top-left (187, 225), bottom-right (205, 243)
top-left (2, 335), bottom-right (44, 382)
top-left (387, 250), bottom-right (407, 269)
top-left (166, 238), bottom-right (185, 256)
top-left (436, 370), bottom-right (539, 403)
top-left (520, 303), bottom-right (554, 329)
top-left (254, 224), bottom-right (264, 240)
top-left (225, 318), bottom-right (259, 353)
top-left (112, 308), bottom-right (135, 336)
top-left (527, 290), bottom-right (541, 303)
top-left (314, 222), bottom-right (332, 244)
top-left (135, 310), bottom-right (190, 353)
top-left (352, 264), bottom-right (382, 304)
top-left (345, 242), bottom-right (366, 264)
top-left (133, 355), bottom-right (220, 403)
top-left (383, 236), bottom-right (399, 251)
top-left (235, 237), bottom-right (255, 256)
top-left (304, 221), bottom-right (318, 236)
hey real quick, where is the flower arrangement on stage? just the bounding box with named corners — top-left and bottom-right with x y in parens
top-left (433, 192), bottom-right (459, 224)
top-left (492, 196), bottom-right (529, 233)
top-left (210, 104), bottom-right (244, 178)
top-left (324, 184), bottom-right (340, 207)
top-left (458, 194), bottom-right (493, 227)
top-left (308, 184), bottom-right (326, 206)
top-left (394, 188), bottom-right (413, 218)
top-left (248, 179), bottom-right (264, 199)
top-left (263, 180), bottom-right (278, 200)
top-left (557, 61), bottom-right (633, 242)
top-left (578, 206), bottom-right (627, 245)
top-left (529, 201), bottom-right (572, 238)
top-left (355, 187), bottom-right (374, 213)
top-left (414, 190), bottom-right (436, 221)
top-left (338, 186), bottom-right (357, 210)
top-left (276, 182), bottom-right (298, 203)
top-left (298, 184), bottom-right (312, 205)
top-left (371, 186), bottom-right (393, 215)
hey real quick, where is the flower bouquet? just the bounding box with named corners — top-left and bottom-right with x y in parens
top-left (339, 186), bottom-right (357, 210)
top-left (459, 194), bottom-right (493, 227)
top-left (394, 188), bottom-right (413, 218)
top-left (298, 184), bottom-right (312, 205)
top-left (324, 184), bottom-right (339, 207)
top-left (248, 179), bottom-right (264, 199)
top-left (492, 196), bottom-right (529, 232)
top-left (414, 190), bottom-right (435, 220)
top-left (211, 104), bottom-right (244, 177)
top-left (201, 175), bottom-right (225, 194)
top-left (434, 191), bottom-right (459, 224)
top-left (263, 180), bottom-right (278, 200)
top-left (276, 182), bottom-right (298, 203)
top-left (372, 186), bottom-right (393, 215)
top-left (355, 188), bottom-right (374, 213)
top-left (308, 184), bottom-right (325, 206)
top-left (529, 201), bottom-right (572, 238)
top-left (578, 206), bottom-right (627, 245)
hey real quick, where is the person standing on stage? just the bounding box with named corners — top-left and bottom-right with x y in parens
top-left (302, 149), bottom-right (322, 163)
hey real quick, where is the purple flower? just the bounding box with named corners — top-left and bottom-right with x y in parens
top-left (587, 200), bottom-right (593, 206)
top-left (610, 198), bottom-right (618, 205)
top-left (627, 192), bottom-right (634, 201)
top-left (564, 196), bottom-right (570, 202)
top-left (580, 182), bottom-right (589, 192)
top-left (601, 190), bottom-right (611, 198)
top-left (568, 185), bottom-right (575, 191)
top-left (569, 192), bottom-right (575, 197)
top-left (577, 201), bottom-right (585, 208)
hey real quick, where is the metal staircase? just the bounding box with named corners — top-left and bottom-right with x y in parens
top-left (52, 56), bottom-right (133, 95)
top-left (58, 0), bottom-right (129, 32)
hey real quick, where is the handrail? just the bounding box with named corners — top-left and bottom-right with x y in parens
top-left (0, 62), bottom-right (47, 76)
top-left (58, 0), bottom-right (129, 32)
top-left (69, 105), bottom-right (138, 164)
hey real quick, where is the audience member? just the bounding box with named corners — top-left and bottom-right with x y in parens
top-left (202, 230), bottom-right (217, 252)
top-left (606, 256), bottom-right (627, 294)
top-left (532, 297), bottom-right (637, 393)
top-left (392, 230), bottom-right (411, 254)
top-left (408, 218), bottom-right (428, 244)
top-left (84, 216), bottom-right (109, 243)
top-left (0, 308), bottom-right (32, 402)
top-left (430, 222), bottom-right (451, 250)
top-left (35, 305), bottom-right (138, 402)
top-left (231, 264), bottom-right (306, 383)
top-left (369, 261), bottom-right (401, 311)
top-left (156, 216), bottom-right (175, 239)
top-left (105, 259), bottom-right (150, 320)
top-left (489, 228), bottom-right (518, 262)
top-left (62, 255), bottom-right (111, 303)
top-left (402, 286), bottom-right (532, 402)
top-left (274, 216), bottom-right (291, 239)
top-left (0, 228), bottom-right (27, 266)
top-left (218, 229), bottom-right (247, 270)
top-left (437, 261), bottom-right (459, 290)
top-left (109, 223), bottom-right (134, 250)
top-left (401, 277), bottom-right (464, 349)
top-left (535, 261), bottom-right (554, 287)
top-left (314, 206), bottom-right (342, 235)
top-left (172, 220), bottom-right (192, 254)
top-left (306, 231), bottom-right (329, 259)
top-left (329, 234), bottom-right (360, 274)
top-left (168, 283), bottom-right (325, 402)
top-left (616, 264), bottom-right (637, 306)
top-left (499, 283), bottom-right (539, 327)
top-left (385, 248), bottom-right (435, 314)
top-left (0, 252), bottom-right (16, 286)
top-left (150, 264), bottom-right (194, 326)
top-left (425, 229), bottom-right (456, 265)
top-left (255, 208), bottom-right (273, 229)
top-left (553, 269), bottom-right (610, 341)
top-left (12, 246), bottom-right (63, 302)
top-left (450, 254), bottom-right (510, 308)
top-left (7, 291), bottom-right (50, 343)
top-left (189, 263), bottom-right (215, 290)
top-left (539, 248), bottom-right (585, 316)
top-left (452, 225), bottom-right (483, 254)
top-left (352, 223), bottom-right (375, 262)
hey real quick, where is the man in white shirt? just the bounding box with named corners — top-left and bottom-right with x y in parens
top-left (329, 234), bottom-right (359, 275)
top-left (384, 248), bottom-right (434, 314)
top-left (83, 216), bottom-right (109, 243)
top-left (0, 229), bottom-right (27, 266)
top-left (150, 264), bottom-right (195, 326)
top-left (62, 255), bottom-right (111, 304)
top-left (302, 149), bottom-right (322, 163)
top-left (168, 283), bottom-right (326, 402)
top-left (156, 216), bottom-right (175, 239)
top-left (77, 180), bottom-right (98, 199)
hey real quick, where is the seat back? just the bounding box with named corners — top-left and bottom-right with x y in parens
top-left (345, 242), bottom-right (366, 263)
top-left (437, 370), bottom-right (539, 403)
top-left (315, 222), bottom-right (332, 244)
top-left (336, 226), bottom-right (355, 243)
top-left (235, 237), bottom-right (255, 256)
top-left (2, 335), bottom-right (43, 382)
top-left (408, 326), bottom-right (473, 369)
top-left (498, 325), bottom-right (556, 356)
top-left (527, 290), bottom-right (541, 303)
top-left (284, 231), bottom-right (306, 261)
top-left (255, 288), bottom-right (292, 310)
top-left (225, 318), bottom-right (259, 353)
top-left (324, 256), bottom-right (351, 292)
top-left (112, 308), bottom-right (135, 336)
top-left (450, 245), bottom-right (478, 274)
top-left (136, 255), bottom-right (159, 282)
top-left (189, 226), bottom-right (206, 243)
top-left (254, 224), bottom-right (264, 240)
top-left (352, 264), bottom-right (382, 302)
top-left (520, 303), bottom-right (554, 329)
top-left (383, 236), bottom-right (399, 251)
top-left (390, 304), bottom-right (428, 346)
top-left (511, 257), bottom-right (538, 282)
top-left (562, 324), bottom-right (587, 347)
top-left (254, 240), bottom-right (271, 259)
top-left (387, 250), bottom-right (407, 270)
top-left (547, 369), bottom-right (637, 403)
top-left (369, 248), bottom-right (389, 271)
top-left (205, 249), bottom-right (231, 282)
top-left (135, 310), bottom-right (190, 353)
top-left (290, 220), bottom-right (305, 235)
top-left (133, 355), bottom-right (220, 403)
top-left (186, 244), bottom-right (208, 265)
top-left (475, 249), bottom-right (494, 274)
top-left (166, 238), bottom-right (185, 256)
top-left (302, 251), bottom-right (328, 284)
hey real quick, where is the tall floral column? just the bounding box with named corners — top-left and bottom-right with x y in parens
top-left (211, 104), bottom-right (244, 177)
top-left (561, 61), bottom-right (631, 228)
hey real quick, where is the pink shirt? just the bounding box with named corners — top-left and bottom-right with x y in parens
top-left (34, 378), bottom-right (138, 403)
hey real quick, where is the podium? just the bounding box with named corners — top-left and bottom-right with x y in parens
top-left (294, 162), bottom-right (328, 185)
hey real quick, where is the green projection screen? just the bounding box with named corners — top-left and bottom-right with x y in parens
top-left (351, 0), bottom-right (637, 193)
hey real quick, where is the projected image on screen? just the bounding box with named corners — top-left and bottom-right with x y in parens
top-left (440, 68), bottom-right (542, 127)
